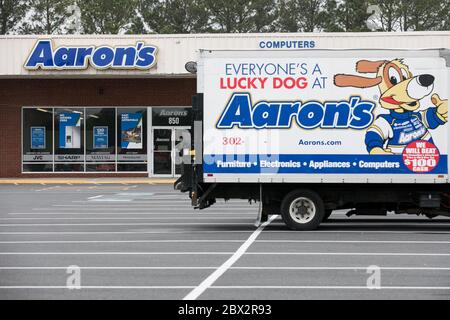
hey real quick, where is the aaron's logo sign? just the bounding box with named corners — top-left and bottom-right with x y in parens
top-left (24, 40), bottom-right (158, 70)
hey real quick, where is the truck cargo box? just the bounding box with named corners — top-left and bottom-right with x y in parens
top-left (198, 49), bottom-right (450, 184)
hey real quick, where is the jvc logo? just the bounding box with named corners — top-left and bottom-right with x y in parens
top-left (216, 93), bottom-right (375, 130)
top-left (33, 155), bottom-right (43, 160)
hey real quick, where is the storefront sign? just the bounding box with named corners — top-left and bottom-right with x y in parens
top-left (86, 154), bottom-right (115, 161)
top-left (24, 40), bottom-right (157, 71)
top-left (23, 154), bottom-right (53, 161)
top-left (31, 127), bottom-right (45, 149)
top-left (121, 113), bottom-right (143, 149)
top-left (152, 108), bottom-right (191, 126)
top-left (93, 126), bottom-right (108, 149)
top-left (118, 154), bottom-right (147, 161)
top-left (55, 154), bottom-right (84, 162)
top-left (258, 40), bottom-right (315, 49)
top-left (59, 112), bottom-right (81, 149)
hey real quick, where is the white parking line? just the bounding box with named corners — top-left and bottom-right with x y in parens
top-left (0, 252), bottom-right (234, 255)
top-left (0, 217), bottom-right (258, 221)
top-left (255, 240), bottom-right (450, 244)
top-left (1, 221), bottom-right (449, 227)
top-left (1, 230), bottom-right (450, 235)
top-left (8, 212), bottom-right (255, 215)
top-left (0, 239), bottom-right (244, 244)
top-left (0, 251), bottom-right (449, 256)
top-left (209, 286), bottom-right (450, 290)
top-left (244, 252), bottom-right (450, 256)
top-left (35, 186), bottom-right (60, 192)
top-left (0, 239), bottom-right (448, 244)
top-left (0, 266), bottom-right (449, 270)
top-left (0, 286), bottom-right (195, 289)
top-left (0, 285), bottom-right (448, 290)
top-left (0, 222), bottom-right (255, 226)
top-left (184, 215), bottom-right (278, 300)
top-left (87, 195), bottom-right (103, 200)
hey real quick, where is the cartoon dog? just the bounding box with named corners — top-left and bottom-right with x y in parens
top-left (334, 59), bottom-right (448, 154)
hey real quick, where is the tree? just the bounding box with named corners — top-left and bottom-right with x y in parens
top-left (0, 0), bottom-right (28, 34)
top-left (334, 0), bottom-right (372, 32)
top-left (406, 0), bottom-right (448, 31)
top-left (22, 0), bottom-right (74, 34)
top-left (77, 0), bottom-right (137, 34)
top-left (206, 0), bottom-right (254, 33)
top-left (134, 0), bottom-right (210, 34)
top-left (367, 0), bottom-right (400, 32)
top-left (249, 0), bottom-right (278, 32)
top-left (277, 0), bottom-right (326, 32)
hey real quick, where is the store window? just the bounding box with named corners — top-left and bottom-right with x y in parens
top-left (117, 108), bottom-right (147, 172)
top-left (22, 107), bottom-right (149, 173)
top-left (22, 108), bottom-right (53, 172)
top-left (86, 108), bottom-right (116, 172)
top-left (54, 108), bottom-right (85, 172)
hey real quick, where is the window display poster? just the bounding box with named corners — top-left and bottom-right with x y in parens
top-left (59, 112), bottom-right (81, 149)
top-left (31, 127), bottom-right (45, 149)
top-left (93, 126), bottom-right (108, 149)
top-left (121, 113), bottom-right (143, 149)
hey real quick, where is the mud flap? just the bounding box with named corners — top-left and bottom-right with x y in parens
top-left (254, 184), bottom-right (268, 227)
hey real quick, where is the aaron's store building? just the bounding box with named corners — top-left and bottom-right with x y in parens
top-left (0, 32), bottom-right (449, 178)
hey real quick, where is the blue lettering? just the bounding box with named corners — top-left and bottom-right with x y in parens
top-left (53, 47), bottom-right (77, 67)
top-left (252, 102), bottom-right (280, 128)
top-left (92, 47), bottom-right (114, 68)
top-left (24, 40), bottom-right (157, 70)
top-left (216, 93), bottom-right (253, 128)
top-left (25, 40), bottom-right (54, 68)
top-left (216, 93), bottom-right (375, 130)
top-left (297, 101), bottom-right (324, 129)
top-left (75, 47), bottom-right (93, 67)
top-left (113, 47), bottom-right (136, 67)
top-left (136, 45), bottom-right (157, 68)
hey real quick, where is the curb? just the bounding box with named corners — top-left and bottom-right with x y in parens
top-left (0, 178), bottom-right (176, 185)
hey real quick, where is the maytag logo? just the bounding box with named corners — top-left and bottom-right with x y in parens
top-left (24, 40), bottom-right (158, 71)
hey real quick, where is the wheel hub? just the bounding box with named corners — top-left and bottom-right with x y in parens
top-left (289, 197), bottom-right (316, 224)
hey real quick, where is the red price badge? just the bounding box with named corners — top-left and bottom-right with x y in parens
top-left (402, 140), bottom-right (440, 173)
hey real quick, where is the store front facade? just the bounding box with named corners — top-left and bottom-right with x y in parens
top-left (22, 105), bottom-right (191, 176)
top-left (1, 32), bottom-right (449, 178)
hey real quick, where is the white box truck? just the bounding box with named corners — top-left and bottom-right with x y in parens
top-left (175, 48), bottom-right (450, 230)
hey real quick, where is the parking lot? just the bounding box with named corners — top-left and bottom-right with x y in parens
top-left (0, 183), bottom-right (449, 300)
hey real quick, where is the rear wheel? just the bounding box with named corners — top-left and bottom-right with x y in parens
top-left (281, 189), bottom-right (324, 230)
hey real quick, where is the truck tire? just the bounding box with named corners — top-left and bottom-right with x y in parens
top-left (281, 189), bottom-right (325, 230)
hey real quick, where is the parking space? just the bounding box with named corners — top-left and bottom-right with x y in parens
top-left (0, 183), bottom-right (449, 300)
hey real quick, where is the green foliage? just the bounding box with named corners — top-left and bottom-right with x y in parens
top-left (133, 0), bottom-right (210, 34)
top-left (1, 0), bottom-right (450, 34)
top-left (77, 0), bottom-right (137, 34)
top-left (0, 0), bottom-right (29, 34)
top-left (22, 0), bottom-right (73, 34)
top-left (277, 0), bottom-right (327, 32)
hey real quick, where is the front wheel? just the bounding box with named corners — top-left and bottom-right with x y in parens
top-left (281, 189), bottom-right (324, 230)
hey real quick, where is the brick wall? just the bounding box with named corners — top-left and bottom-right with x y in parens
top-left (0, 78), bottom-right (196, 177)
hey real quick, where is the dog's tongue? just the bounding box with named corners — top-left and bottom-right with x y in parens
top-left (381, 96), bottom-right (403, 105)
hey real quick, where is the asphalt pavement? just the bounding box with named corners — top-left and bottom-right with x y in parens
top-left (0, 183), bottom-right (449, 300)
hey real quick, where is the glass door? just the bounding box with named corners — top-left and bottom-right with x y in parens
top-left (174, 128), bottom-right (190, 176)
top-left (152, 128), bottom-right (172, 175)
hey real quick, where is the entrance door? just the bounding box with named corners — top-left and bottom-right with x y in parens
top-left (152, 127), bottom-right (190, 176)
top-left (152, 128), bottom-right (172, 175)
